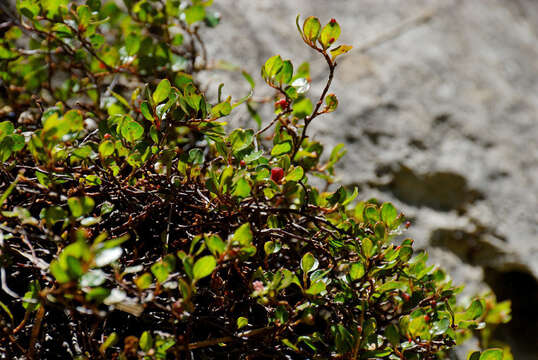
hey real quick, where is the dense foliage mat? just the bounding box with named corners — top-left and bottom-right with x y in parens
top-left (0, 1), bottom-right (511, 359)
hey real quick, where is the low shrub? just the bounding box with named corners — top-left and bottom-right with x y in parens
top-left (0, 1), bottom-right (510, 359)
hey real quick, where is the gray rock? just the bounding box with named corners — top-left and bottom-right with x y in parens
top-left (201, 0), bottom-right (538, 358)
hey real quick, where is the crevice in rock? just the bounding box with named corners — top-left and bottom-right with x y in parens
top-left (363, 130), bottom-right (394, 145)
top-left (484, 268), bottom-right (538, 359)
top-left (377, 165), bottom-right (484, 212)
top-left (429, 227), bottom-right (506, 266)
top-left (408, 138), bottom-right (428, 150)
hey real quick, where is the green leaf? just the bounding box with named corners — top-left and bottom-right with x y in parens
top-left (43, 206), bottom-right (68, 226)
top-left (206, 235), bottom-right (226, 256)
top-left (271, 141), bottom-right (292, 156)
top-left (305, 280), bottom-right (325, 295)
top-left (0, 300), bottom-right (13, 323)
top-left (243, 150), bottom-right (263, 163)
top-left (364, 205), bottom-right (380, 223)
top-left (232, 177), bottom-right (251, 198)
top-left (242, 70), bottom-right (255, 89)
top-left (153, 79), bottom-right (171, 104)
top-left (303, 16), bottom-right (321, 43)
top-left (479, 349), bottom-right (503, 360)
top-left (50, 260), bottom-right (71, 283)
top-left (120, 119), bottom-right (144, 142)
top-left (320, 19), bottom-right (341, 49)
top-left (274, 60), bottom-right (293, 85)
top-left (98, 140), bottom-right (115, 157)
top-left (237, 316), bottom-right (248, 329)
top-left (264, 241), bottom-right (275, 255)
top-left (64, 110), bottom-right (84, 131)
top-left (125, 33), bottom-right (141, 56)
top-left (292, 97), bottom-right (313, 118)
top-left (140, 101), bottom-right (153, 121)
top-left (77, 5), bottom-right (91, 28)
top-left (377, 280), bottom-right (406, 293)
top-left (184, 5), bottom-right (205, 25)
top-left (99, 332), bottom-right (118, 354)
top-left (192, 255), bottom-right (216, 280)
top-left (362, 237), bottom-right (375, 258)
top-left (229, 129), bottom-right (254, 152)
top-left (18, 0), bottom-right (40, 19)
top-left (464, 299), bottom-right (485, 320)
top-left (381, 202), bottom-right (398, 228)
top-left (330, 44), bottom-right (352, 61)
top-left (232, 223), bottom-right (252, 246)
top-left (89, 33), bottom-right (105, 48)
top-left (385, 324), bottom-right (400, 347)
top-left (468, 352), bottom-right (481, 360)
top-left (22, 280), bottom-right (40, 312)
top-left (349, 262), bottom-right (365, 280)
top-left (211, 100), bottom-right (232, 118)
top-left (139, 331), bottom-right (153, 352)
top-left (188, 148), bottom-right (204, 165)
top-left (68, 196), bottom-right (95, 217)
top-left (151, 261), bottom-right (170, 283)
top-left (135, 273), bottom-right (153, 290)
top-left (0, 121), bottom-right (14, 142)
top-left (325, 93), bottom-right (338, 112)
top-left (285, 166), bottom-right (304, 182)
top-left (204, 9), bottom-right (220, 27)
top-left (374, 222), bottom-right (386, 241)
top-left (87, 0), bottom-right (101, 12)
top-left (301, 252), bottom-right (318, 273)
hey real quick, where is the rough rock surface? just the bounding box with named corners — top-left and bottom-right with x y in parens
top-left (200, 0), bottom-right (538, 358)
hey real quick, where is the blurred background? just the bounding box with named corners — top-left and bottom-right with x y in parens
top-left (198, 0), bottom-right (538, 358)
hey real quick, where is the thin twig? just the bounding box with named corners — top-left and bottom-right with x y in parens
top-left (176, 326), bottom-right (273, 351)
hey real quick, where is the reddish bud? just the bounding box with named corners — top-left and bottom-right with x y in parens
top-left (430, 299), bottom-right (437, 307)
top-left (271, 167), bottom-right (284, 183)
top-left (330, 18), bottom-right (337, 24)
top-left (240, 160), bottom-right (246, 167)
top-left (99, 62), bottom-right (106, 69)
top-left (395, 245), bottom-right (401, 251)
top-left (329, 37), bottom-right (335, 44)
top-left (424, 315), bottom-right (430, 322)
top-left (104, 133), bottom-right (111, 140)
top-left (405, 221), bottom-right (411, 228)
top-left (401, 292), bottom-right (410, 302)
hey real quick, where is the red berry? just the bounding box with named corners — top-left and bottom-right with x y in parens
top-left (104, 133), bottom-right (111, 140)
top-left (99, 62), bottom-right (106, 69)
top-left (424, 315), bottom-right (430, 322)
top-left (240, 160), bottom-right (246, 167)
top-left (271, 167), bottom-right (284, 183)
top-left (401, 292), bottom-right (410, 302)
top-left (275, 98), bottom-right (288, 109)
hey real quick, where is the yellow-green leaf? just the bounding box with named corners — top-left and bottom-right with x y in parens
top-left (330, 44), bottom-right (352, 61)
top-left (303, 16), bottom-right (321, 43)
top-left (320, 19), bottom-right (341, 49)
top-left (153, 79), bottom-right (171, 104)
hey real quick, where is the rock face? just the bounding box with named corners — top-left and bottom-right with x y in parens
top-left (201, 0), bottom-right (538, 358)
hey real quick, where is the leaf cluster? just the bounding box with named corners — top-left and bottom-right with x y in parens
top-left (0, 2), bottom-right (510, 359)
